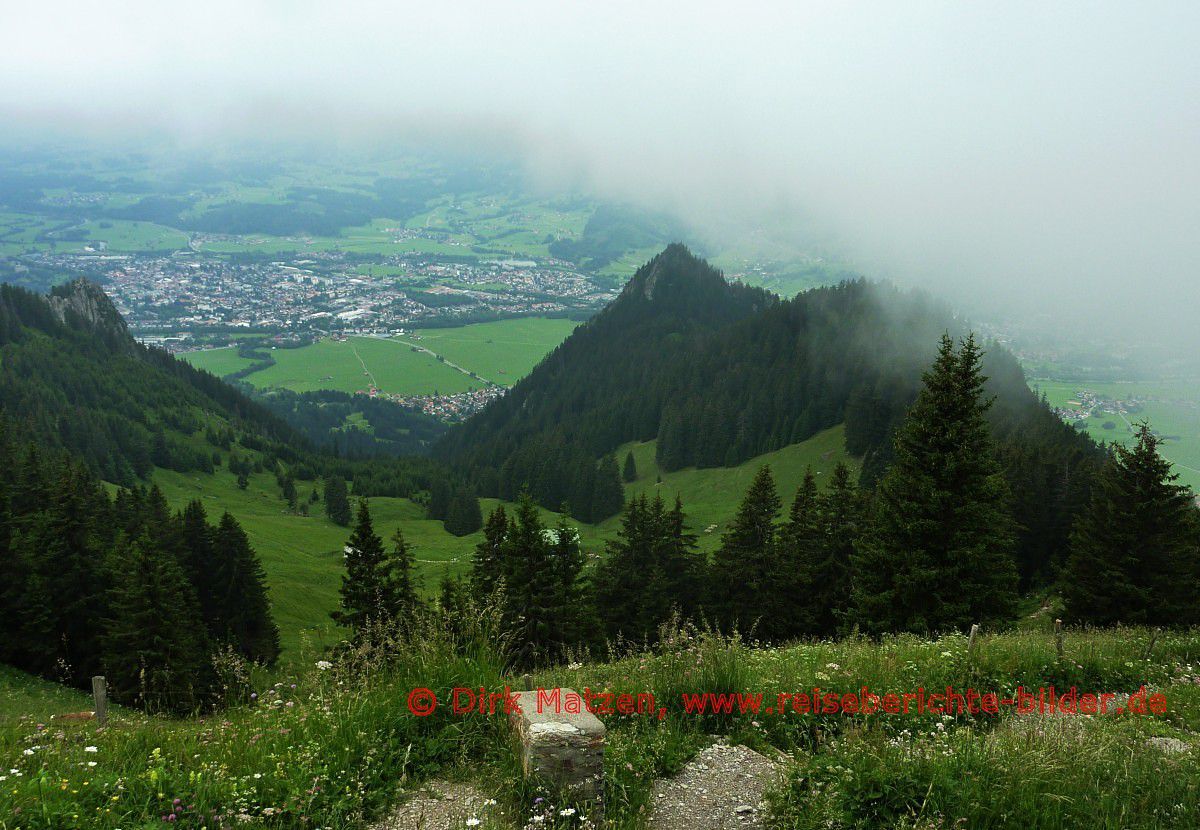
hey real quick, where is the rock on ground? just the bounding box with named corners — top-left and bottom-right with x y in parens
top-left (372, 780), bottom-right (508, 830)
top-left (646, 743), bottom-right (781, 830)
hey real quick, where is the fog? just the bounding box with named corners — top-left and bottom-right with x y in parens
top-left (3, 1), bottom-right (1198, 349)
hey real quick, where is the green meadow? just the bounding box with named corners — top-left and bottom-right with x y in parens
top-left (178, 346), bottom-right (257, 377)
top-left (397, 317), bottom-right (580, 385)
top-left (1031, 377), bottom-right (1200, 490)
top-left (180, 317), bottom-right (580, 393)
top-left (150, 426), bottom-right (857, 660)
top-left (68, 219), bottom-right (190, 253)
top-left (241, 336), bottom-right (478, 395)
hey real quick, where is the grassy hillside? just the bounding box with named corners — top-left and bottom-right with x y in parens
top-left (614, 424), bottom-right (858, 552)
top-left (153, 466), bottom-right (474, 659)
top-left (151, 426), bottom-right (858, 659)
top-left (0, 666), bottom-right (96, 725)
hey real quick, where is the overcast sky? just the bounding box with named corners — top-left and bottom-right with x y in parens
top-left (3, 1), bottom-right (1198, 344)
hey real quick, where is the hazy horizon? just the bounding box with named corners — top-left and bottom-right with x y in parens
top-left (3, 1), bottom-right (1198, 350)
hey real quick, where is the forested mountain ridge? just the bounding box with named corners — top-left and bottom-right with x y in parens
top-left (0, 280), bottom-right (461, 520)
top-left (0, 278), bottom-right (302, 485)
top-left (437, 244), bottom-right (1105, 582)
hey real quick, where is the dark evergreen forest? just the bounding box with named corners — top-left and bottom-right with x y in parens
top-left (437, 244), bottom-right (1104, 584)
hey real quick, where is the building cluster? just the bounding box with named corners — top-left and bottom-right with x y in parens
top-left (22, 249), bottom-right (613, 333)
top-left (1052, 389), bottom-right (1142, 424)
top-left (386, 386), bottom-right (508, 421)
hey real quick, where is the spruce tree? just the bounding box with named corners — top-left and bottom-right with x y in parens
top-left (179, 500), bottom-right (218, 630)
top-left (1063, 423), bottom-right (1200, 625)
top-left (623, 451), bottom-right (638, 482)
top-left (103, 534), bottom-right (211, 713)
top-left (331, 499), bottom-right (388, 636)
top-left (500, 493), bottom-right (559, 666)
top-left (211, 512), bottom-right (280, 664)
top-left (445, 488), bottom-right (483, 536)
top-left (471, 505), bottom-right (509, 601)
top-left (711, 466), bottom-right (781, 634)
top-left (548, 512), bottom-right (587, 651)
top-left (383, 527), bottom-right (421, 625)
top-left (324, 475), bottom-right (352, 526)
top-left (812, 463), bottom-right (861, 635)
top-left (590, 454), bottom-right (625, 521)
top-left (851, 335), bottom-right (1019, 634)
top-left (775, 469), bottom-right (822, 639)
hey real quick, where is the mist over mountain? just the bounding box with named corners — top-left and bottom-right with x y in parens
top-left (438, 245), bottom-right (1103, 583)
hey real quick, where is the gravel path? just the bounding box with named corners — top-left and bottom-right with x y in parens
top-left (646, 743), bottom-right (782, 830)
top-left (372, 780), bottom-right (510, 830)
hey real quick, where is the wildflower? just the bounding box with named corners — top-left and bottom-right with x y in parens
top-left (85, 746), bottom-right (98, 753)
top-left (88, 762), bottom-right (97, 768)
top-left (466, 819), bottom-right (481, 827)
top-left (22, 749), bottom-right (33, 756)
top-left (316, 660), bottom-right (333, 671)
top-left (560, 807), bottom-right (576, 816)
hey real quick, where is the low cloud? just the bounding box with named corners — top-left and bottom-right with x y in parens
top-left (3, 1), bottom-right (1198, 346)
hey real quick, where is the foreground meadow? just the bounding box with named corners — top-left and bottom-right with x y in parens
top-left (3, 616), bottom-right (1199, 829)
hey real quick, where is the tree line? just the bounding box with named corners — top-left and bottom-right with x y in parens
top-left (341, 334), bottom-right (1200, 667)
top-left (436, 246), bottom-right (1103, 587)
top-left (0, 420), bottom-right (279, 713)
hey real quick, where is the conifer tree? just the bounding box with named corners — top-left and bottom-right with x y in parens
top-left (590, 454), bottom-right (625, 521)
top-left (471, 505), bottom-right (509, 601)
top-left (813, 463), bottom-right (861, 635)
top-left (851, 335), bottom-right (1019, 633)
top-left (623, 451), bottom-right (638, 482)
top-left (331, 499), bottom-right (388, 636)
top-left (383, 527), bottom-right (421, 624)
top-left (775, 469), bottom-right (822, 638)
top-left (1063, 423), bottom-right (1200, 625)
top-left (103, 534), bottom-right (211, 713)
top-left (324, 475), bottom-right (352, 526)
top-left (179, 500), bottom-right (218, 629)
top-left (211, 512), bottom-right (280, 664)
top-left (499, 493), bottom-right (560, 666)
top-left (445, 488), bottom-right (484, 536)
top-left (596, 493), bottom-right (702, 642)
top-left (548, 512), bottom-right (587, 651)
top-left (711, 466), bottom-right (781, 634)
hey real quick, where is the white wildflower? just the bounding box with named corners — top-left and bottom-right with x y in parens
top-left (84, 746), bottom-right (98, 753)
top-left (316, 660), bottom-right (333, 671)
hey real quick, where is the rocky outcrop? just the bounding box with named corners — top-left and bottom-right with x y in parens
top-left (47, 278), bottom-right (132, 350)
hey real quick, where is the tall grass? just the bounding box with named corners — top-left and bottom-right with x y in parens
top-left (4, 621), bottom-right (1199, 829)
top-left (0, 607), bottom-right (507, 830)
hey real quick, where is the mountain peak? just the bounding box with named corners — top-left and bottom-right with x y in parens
top-left (621, 243), bottom-right (724, 303)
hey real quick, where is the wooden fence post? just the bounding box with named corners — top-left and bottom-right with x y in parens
top-left (1143, 628), bottom-right (1160, 661)
top-left (967, 623), bottom-right (980, 657)
top-left (91, 676), bottom-right (107, 727)
top-left (1054, 619), bottom-right (1064, 660)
